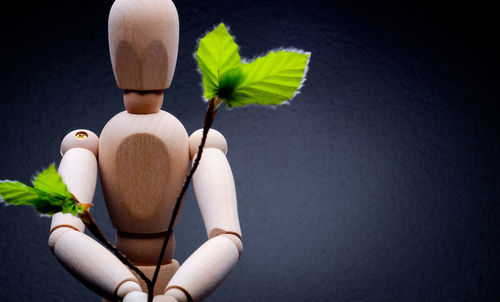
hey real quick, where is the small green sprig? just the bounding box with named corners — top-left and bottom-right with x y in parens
top-left (0, 164), bottom-right (90, 215)
top-left (0, 164), bottom-right (152, 294)
top-left (196, 23), bottom-right (310, 108)
top-left (151, 24), bottom-right (311, 302)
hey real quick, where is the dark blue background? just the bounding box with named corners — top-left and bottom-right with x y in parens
top-left (0, 1), bottom-right (499, 301)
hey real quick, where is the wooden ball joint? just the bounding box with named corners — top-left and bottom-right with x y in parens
top-left (48, 1), bottom-right (242, 301)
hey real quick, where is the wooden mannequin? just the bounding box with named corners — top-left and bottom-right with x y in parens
top-left (48, 1), bottom-right (242, 301)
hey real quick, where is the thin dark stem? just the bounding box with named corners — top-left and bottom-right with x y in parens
top-left (149, 97), bottom-right (219, 301)
top-left (79, 211), bottom-right (152, 289)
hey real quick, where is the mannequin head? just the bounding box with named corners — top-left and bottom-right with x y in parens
top-left (108, 0), bottom-right (179, 91)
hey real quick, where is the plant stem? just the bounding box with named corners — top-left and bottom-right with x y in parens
top-left (149, 97), bottom-right (219, 302)
top-left (79, 210), bottom-right (153, 290)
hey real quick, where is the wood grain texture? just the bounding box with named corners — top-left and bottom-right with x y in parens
top-left (60, 129), bottom-right (99, 157)
top-left (165, 236), bottom-right (240, 301)
top-left (192, 148), bottom-right (242, 239)
top-left (50, 212), bottom-right (85, 233)
top-left (116, 281), bottom-right (143, 301)
top-left (52, 227), bottom-right (139, 301)
top-left (163, 287), bottom-right (189, 302)
top-left (99, 110), bottom-right (190, 233)
top-left (220, 233), bottom-right (243, 256)
top-left (153, 293), bottom-right (180, 302)
top-left (132, 261), bottom-right (180, 297)
top-left (50, 142), bottom-right (142, 301)
top-left (122, 291), bottom-right (148, 302)
top-left (58, 147), bottom-right (98, 204)
top-left (116, 231), bottom-right (175, 265)
top-left (109, 0), bottom-right (179, 90)
top-left (188, 128), bottom-right (228, 159)
top-left (124, 90), bottom-right (164, 114)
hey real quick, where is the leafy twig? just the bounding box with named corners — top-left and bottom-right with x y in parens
top-left (149, 22), bottom-right (309, 300)
top-left (0, 166), bottom-right (153, 296)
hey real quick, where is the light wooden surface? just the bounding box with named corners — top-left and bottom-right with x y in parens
top-left (133, 261), bottom-right (180, 296)
top-left (164, 236), bottom-right (240, 301)
top-left (52, 132), bottom-right (99, 234)
top-left (58, 147), bottom-right (98, 204)
top-left (116, 231), bottom-right (175, 265)
top-left (50, 135), bottom-right (142, 301)
top-left (53, 123), bottom-right (243, 301)
top-left (60, 129), bottom-right (99, 157)
top-left (192, 148), bottom-right (242, 240)
top-left (104, 262), bottom-right (180, 302)
top-left (51, 227), bottom-right (139, 301)
top-left (124, 90), bottom-right (164, 114)
top-left (123, 291), bottom-right (148, 302)
top-left (99, 110), bottom-right (190, 233)
top-left (50, 212), bottom-right (85, 234)
top-left (219, 233), bottom-right (243, 256)
top-left (109, 0), bottom-right (179, 90)
top-left (188, 128), bottom-right (228, 159)
top-left (117, 281), bottom-right (145, 301)
top-left (149, 131), bottom-right (244, 300)
top-left (152, 294), bottom-right (179, 302)
top-left (49, 1), bottom-right (244, 299)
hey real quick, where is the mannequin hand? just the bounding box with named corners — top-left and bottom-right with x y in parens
top-left (123, 291), bottom-right (148, 302)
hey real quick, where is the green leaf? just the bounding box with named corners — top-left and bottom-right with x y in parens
top-left (0, 181), bottom-right (46, 206)
top-left (217, 66), bottom-right (243, 100)
top-left (0, 180), bottom-right (62, 215)
top-left (0, 165), bottom-right (89, 216)
top-left (226, 50), bottom-right (310, 108)
top-left (196, 23), bottom-right (241, 101)
top-left (33, 164), bottom-right (71, 199)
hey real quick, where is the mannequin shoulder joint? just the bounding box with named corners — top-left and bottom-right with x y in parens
top-left (188, 128), bottom-right (227, 159)
top-left (60, 129), bottom-right (99, 157)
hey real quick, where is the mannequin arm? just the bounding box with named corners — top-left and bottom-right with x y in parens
top-left (48, 129), bottom-right (144, 301)
top-left (156, 129), bottom-right (242, 302)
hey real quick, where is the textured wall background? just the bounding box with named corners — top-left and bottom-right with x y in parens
top-left (0, 1), bottom-right (499, 301)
